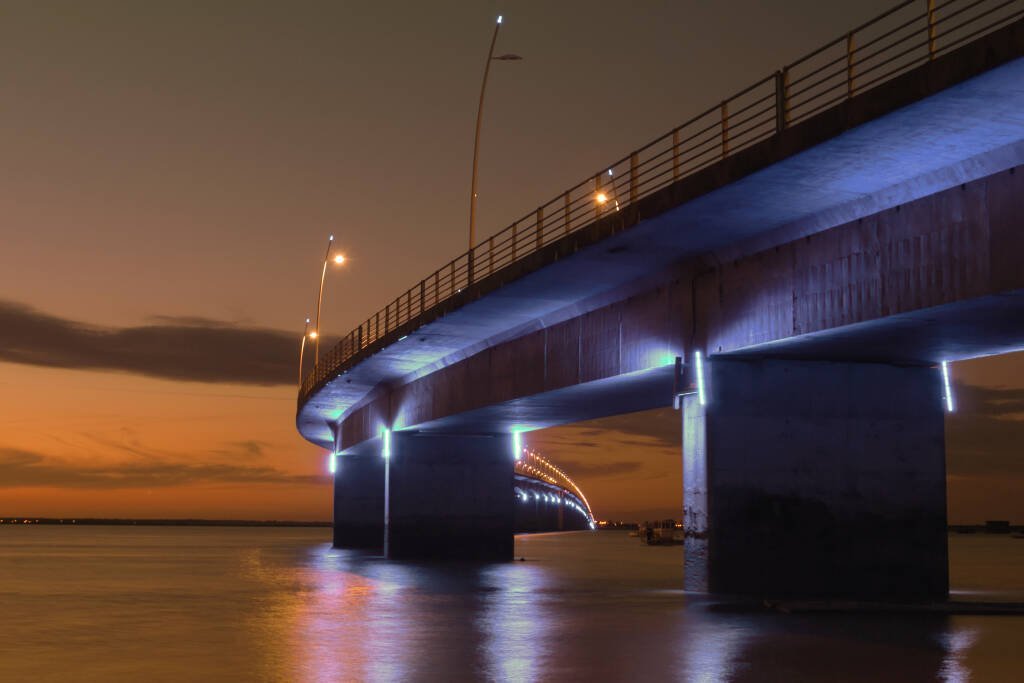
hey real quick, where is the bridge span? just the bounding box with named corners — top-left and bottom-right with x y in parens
top-left (300, 1), bottom-right (1024, 598)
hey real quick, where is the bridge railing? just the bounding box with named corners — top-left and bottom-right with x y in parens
top-left (300, 0), bottom-right (1024, 403)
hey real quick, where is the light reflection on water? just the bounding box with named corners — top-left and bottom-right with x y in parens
top-left (0, 528), bottom-right (1022, 682)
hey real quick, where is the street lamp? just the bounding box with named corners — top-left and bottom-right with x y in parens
top-left (298, 317), bottom-right (311, 387)
top-left (313, 234), bottom-right (346, 364)
top-left (468, 15), bottom-right (522, 252)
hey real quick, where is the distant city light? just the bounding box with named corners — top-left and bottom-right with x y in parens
top-left (941, 361), bottom-right (955, 412)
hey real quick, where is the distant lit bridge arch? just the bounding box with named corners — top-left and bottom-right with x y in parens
top-left (513, 448), bottom-right (595, 532)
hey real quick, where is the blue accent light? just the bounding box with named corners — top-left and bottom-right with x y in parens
top-left (328, 454), bottom-right (337, 475)
top-left (941, 361), bottom-right (955, 413)
top-left (695, 350), bottom-right (707, 406)
top-left (512, 430), bottom-right (522, 461)
top-left (382, 428), bottom-right (391, 459)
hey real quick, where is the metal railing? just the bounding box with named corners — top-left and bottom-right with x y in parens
top-left (300, 0), bottom-right (1024, 403)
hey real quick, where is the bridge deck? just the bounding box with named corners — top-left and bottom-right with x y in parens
top-left (299, 12), bottom-right (1024, 450)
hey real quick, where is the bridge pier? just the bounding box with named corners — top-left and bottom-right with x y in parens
top-left (386, 432), bottom-right (514, 561)
top-left (332, 453), bottom-right (386, 549)
top-left (683, 358), bottom-right (948, 600)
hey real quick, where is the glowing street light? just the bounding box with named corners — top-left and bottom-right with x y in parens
top-left (468, 15), bottom-right (522, 252)
top-left (313, 234), bottom-right (346, 364)
top-left (298, 317), bottom-right (312, 387)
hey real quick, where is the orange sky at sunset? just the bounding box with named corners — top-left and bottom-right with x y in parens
top-left (2, 1), bottom-right (1022, 525)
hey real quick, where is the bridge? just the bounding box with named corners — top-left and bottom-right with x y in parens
top-left (299, 0), bottom-right (1024, 598)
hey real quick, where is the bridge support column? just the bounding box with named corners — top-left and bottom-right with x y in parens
top-left (387, 432), bottom-right (514, 561)
top-left (333, 453), bottom-right (386, 549)
top-left (683, 358), bottom-right (948, 600)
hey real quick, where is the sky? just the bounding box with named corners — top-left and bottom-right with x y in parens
top-left (1, 1), bottom-right (1021, 524)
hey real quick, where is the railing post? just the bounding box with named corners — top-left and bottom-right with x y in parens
top-left (375, 311), bottom-right (380, 342)
top-left (563, 191), bottom-right (571, 235)
top-left (488, 235), bottom-right (495, 274)
top-left (434, 270), bottom-right (439, 305)
top-left (846, 31), bottom-right (856, 97)
top-left (450, 261), bottom-right (455, 295)
top-left (720, 101), bottom-right (729, 157)
top-left (594, 173), bottom-right (602, 220)
top-left (468, 250), bottom-right (474, 286)
top-left (536, 206), bottom-right (544, 250)
top-left (927, 0), bottom-right (937, 59)
top-left (358, 325), bottom-right (363, 350)
top-left (511, 221), bottom-right (518, 259)
top-left (672, 128), bottom-right (681, 180)
top-left (775, 70), bottom-right (786, 133)
top-left (385, 303), bottom-right (391, 334)
top-left (629, 152), bottom-right (638, 202)
top-left (420, 280), bottom-right (425, 315)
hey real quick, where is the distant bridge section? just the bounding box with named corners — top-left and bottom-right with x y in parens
top-left (514, 449), bottom-right (595, 533)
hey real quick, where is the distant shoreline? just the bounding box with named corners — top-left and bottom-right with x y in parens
top-left (0, 517), bottom-right (331, 527)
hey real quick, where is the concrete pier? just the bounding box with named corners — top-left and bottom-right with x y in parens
top-left (332, 453), bottom-right (386, 550)
top-left (387, 432), bottom-right (514, 561)
top-left (683, 358), bottom-right (948, 600)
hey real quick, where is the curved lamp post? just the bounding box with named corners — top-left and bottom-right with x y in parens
top-left (313, 235), bottom-right (346, 365)
top-left (468, 15), bottom-right (522, 252)
top-left (298, 317), bottom-right (311, 387)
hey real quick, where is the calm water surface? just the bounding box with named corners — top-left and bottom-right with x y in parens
top-left (1, 528), bottom-right (1022, 682)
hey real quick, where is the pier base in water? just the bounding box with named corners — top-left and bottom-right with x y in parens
top-left (683, 358), bottom-right (948, 600)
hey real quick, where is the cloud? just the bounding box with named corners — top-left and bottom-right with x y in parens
top-left (0, 300), bottom-right (296, 385)
top-left (946, 381), bottom-right (1024, 480)
top-left (0, 447), bottom-right (328, 490)
top-left (542, 458), bottom-right (644, 478)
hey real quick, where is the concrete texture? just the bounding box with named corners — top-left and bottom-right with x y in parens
top-left (682, 394), bottom-right (708, 593)
top-left (387, 432), bottom-right (514, 561)
top-left (685, 358), bottom-right (948, 600)
top-left (332, 453), bottom-right (385, 550)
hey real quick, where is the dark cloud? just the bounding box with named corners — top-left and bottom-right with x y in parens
top-left (946, 382), bottom-right (1024, 480)
top-left (0, 300), bottom-right (296, 385)
top-left (0, 447), bottom-right (327, 490)
top-left (546, 458), bottom-right (644, 478)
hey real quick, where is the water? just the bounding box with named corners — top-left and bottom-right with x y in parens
top-left (1, 528), bottom-right (1021, 682)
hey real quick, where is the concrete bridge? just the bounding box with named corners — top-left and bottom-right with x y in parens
top-left (299, 0), bottom-right (1024, 598)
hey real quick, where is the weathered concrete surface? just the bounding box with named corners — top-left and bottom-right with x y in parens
top-left (333, 453), bottom-right (385, 550)
top-left (686, 358), bottom-right (948, 600)
top-left (682, 394), bottom-right (708, 593)
top-left (299, 23), bottom-right (1024, 450)
top-left (387, 432), bottom-right (514, 561)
